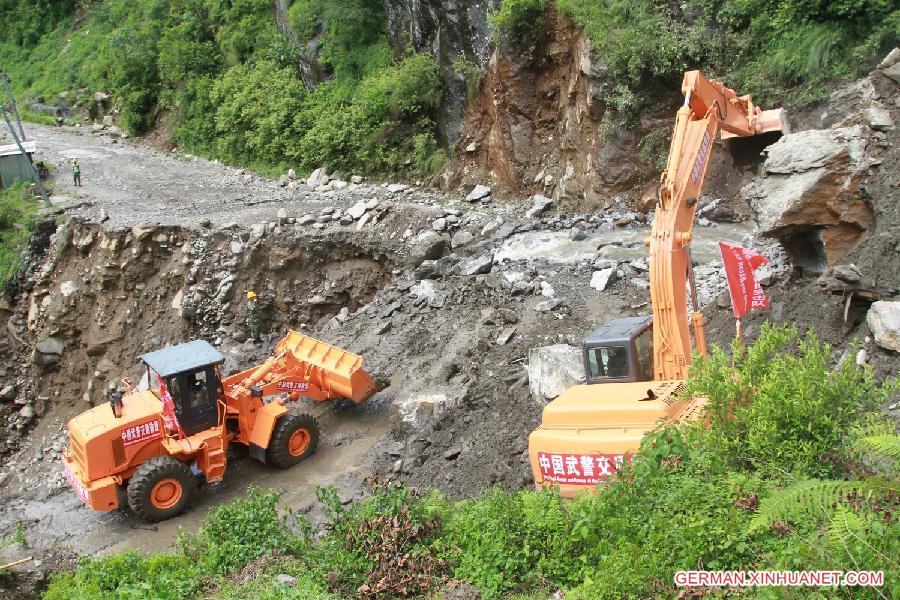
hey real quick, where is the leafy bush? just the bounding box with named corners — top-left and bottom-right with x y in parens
top-left (43, 552), bottom-right (200, 600)
top-left (288, 0), bottom-right (392, 85)
top-left (179, 487), bottom-right (301, 575)
top-left (0, 183), bottom-right (38, 288)
top-left (685, 323), bottom-right (892, 478)
top-left (557, 0), bottom-right (900, 119)
top-left (206, 60), bottom-right (309, 174)
top-left (44, 487), bottom-right (303, 599)
top-left (294, 55), bottom-right (443, 176)
top-left (489, 0), bottom-right (548, 53)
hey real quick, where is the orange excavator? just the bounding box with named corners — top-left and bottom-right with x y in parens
top-left (63, 331), bottom-right (377, 521)
top-left (528, 71), bottom-right (788, 496)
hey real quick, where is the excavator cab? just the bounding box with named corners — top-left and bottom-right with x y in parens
top-left (582, 315), bottom-right (653, 384)
top-left (141, 341), bottom-right (225, 437)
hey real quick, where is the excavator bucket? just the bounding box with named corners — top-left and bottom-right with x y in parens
top-left (722, 108), bottom-right (789, 166)
top-left (756, 108), bottom-right (790, 135)
top-left (721, 107), bottom-right (790, 139)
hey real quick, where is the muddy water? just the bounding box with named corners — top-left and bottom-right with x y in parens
top-left (11, 400), bottom-right (388, 556)
top-left (494, 222), bottom-right (755, 265)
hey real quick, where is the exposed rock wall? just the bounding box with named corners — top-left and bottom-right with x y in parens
top-left (383, 0), bottom-right (499, 146)
top-left (743, 52), bottom-right (898, 275)
top-left (438, 10), bottom-right (766, 213)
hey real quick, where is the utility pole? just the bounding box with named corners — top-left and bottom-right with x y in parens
top-left (0, 72), bottom-right (26, 141)
top-left (1, 105), bottom-right (50, 207)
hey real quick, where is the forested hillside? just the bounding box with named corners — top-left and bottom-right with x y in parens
top-left (1, 0), bottom-right (896, 181)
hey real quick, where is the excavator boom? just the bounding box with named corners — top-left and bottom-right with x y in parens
top-left (652, 70), bottom-right (788, 380)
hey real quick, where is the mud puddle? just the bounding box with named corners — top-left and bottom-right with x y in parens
top-left (5, 399), bottom-right (388, 557)
top-left (495, 222), bottom-right (754, 264)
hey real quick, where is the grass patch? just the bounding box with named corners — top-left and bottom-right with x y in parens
top-left (555, 0), bottom-right (899, 120)
top-left (0, 182), bottom-right (39, 287)
top-left (43, 325), bottom-right (899, 599)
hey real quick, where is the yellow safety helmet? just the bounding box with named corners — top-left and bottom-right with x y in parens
top-left (246, 290), bottom-right (257, 300)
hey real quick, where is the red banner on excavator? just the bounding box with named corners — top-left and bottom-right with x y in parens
top-left (719, 242), bottom-right (769, 319)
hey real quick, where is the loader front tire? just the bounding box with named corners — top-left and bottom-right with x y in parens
top-left (267, 411), bottom-right (319, 468)
top-left (127, 456), bottom-right (195, 523)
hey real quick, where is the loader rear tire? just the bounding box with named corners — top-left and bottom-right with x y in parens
top-left (127, 456), bottom-right (195, 523)
top-left (267, 411), bottom-right (319, 468)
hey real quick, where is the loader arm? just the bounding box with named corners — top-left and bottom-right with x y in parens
top-left (649, 70), bottom-right (788, 380)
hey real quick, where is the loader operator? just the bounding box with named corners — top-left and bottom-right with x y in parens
top-left (247, 290), bottom-right (262, 341)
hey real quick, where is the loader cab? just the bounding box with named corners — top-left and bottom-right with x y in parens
top-left (582, 315), bottom-right (653, 384)
top-left (140, 340), bottom-right (225, 437)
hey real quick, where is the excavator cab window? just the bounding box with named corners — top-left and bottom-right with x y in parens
top-left (587, 346), bottom-right (629, 379)
top-left (582, 315), bottom-right (653, 384)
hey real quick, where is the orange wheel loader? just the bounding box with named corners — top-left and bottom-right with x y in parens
top-left (62, 331), bottom-right (377, 522)
top-left (529, 71), bottom-right (789, 496)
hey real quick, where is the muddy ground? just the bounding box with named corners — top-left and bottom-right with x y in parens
top-left (0, 100), bottom-right (897, 597)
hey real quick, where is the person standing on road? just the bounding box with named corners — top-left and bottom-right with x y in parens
top-left (247, 290), bottom-right (261, 342)
top-left (72, 159), bottom-right (81, 187)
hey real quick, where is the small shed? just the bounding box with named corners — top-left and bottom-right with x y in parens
top-left (0, 140), bottom-right (36, 189)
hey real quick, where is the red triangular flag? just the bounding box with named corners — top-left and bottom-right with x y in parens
top-left (718, 241), bottom-right (770, 319)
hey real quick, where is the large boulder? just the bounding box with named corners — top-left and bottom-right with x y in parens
top-left (742, 126), bottom-right (874, 269)
top-left (408, 231), bottom-right (448, 268)
top-left (527, 344), bottom-right (584, 404)
top-left (465, 184), bottom-right (491, 202)
top-left (32, 336), bottom-right (65, 366)
top-left (306, 167), bottom-right (329, 188)
top-left (867, 301), bottom-right (900, 352)
top-left (393, 385), bottom-right (469, 429)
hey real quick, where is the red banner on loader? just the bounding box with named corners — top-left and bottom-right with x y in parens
top-left (718, 241), bottom-right (769, 319)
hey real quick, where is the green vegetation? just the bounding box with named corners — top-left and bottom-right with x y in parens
top-left (489, 0), bottom-right (548, 54)
top-left (0, 0), bottom-right (444, 178)
top-left (558, 0), bottom-right (898, 117)
top-left (0, 182), bottom-right (38, 287)
top-left (4, 0), bottom-right (897, 175)
top-left (44, 325), bottom-right (898, 599)
top-left (488, 0), bottom-right (899, 120)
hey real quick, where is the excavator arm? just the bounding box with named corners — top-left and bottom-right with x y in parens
top-left (649, 71), bottom-right (788, 380)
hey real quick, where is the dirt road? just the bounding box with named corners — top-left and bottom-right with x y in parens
top-left (1, 126), bottom-right (425, 559)
top-left (24, 123), bottom-right (396, 229)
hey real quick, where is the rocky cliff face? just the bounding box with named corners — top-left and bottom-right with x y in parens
top-left (437, 10), bottom-right (765, 214)
top-left (382, 0), bottom-right (498, 146)
top-left (744, 50), bottom-right (898, 276)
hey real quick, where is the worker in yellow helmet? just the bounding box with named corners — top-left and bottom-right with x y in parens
top-left (246, 290), bottom-right (261, 341)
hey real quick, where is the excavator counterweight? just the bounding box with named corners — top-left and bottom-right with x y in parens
top-left (529, 71), bottom-right (787, 496)
top-left (63, 331), bottom-right (377, 521)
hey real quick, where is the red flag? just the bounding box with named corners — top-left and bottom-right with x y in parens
top-left (718, 241), bottom-right (770, 319)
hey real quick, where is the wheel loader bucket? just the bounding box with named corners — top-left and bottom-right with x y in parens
top-left (276, 331), bottom-right (377, 403)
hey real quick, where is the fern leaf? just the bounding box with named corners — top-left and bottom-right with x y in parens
top-left (749, 478), bottom-right (898, 533)
top-left (827, 505), bottom-right (868, 552)
top-left (854, 434), bottom-right (900, 462)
